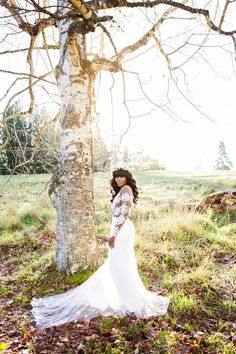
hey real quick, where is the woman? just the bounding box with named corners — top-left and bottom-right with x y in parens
top-left (31, 168), bottom-right (170, 329)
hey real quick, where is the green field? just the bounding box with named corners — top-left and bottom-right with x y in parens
top-left (0, 171), bottom-right (236, 353)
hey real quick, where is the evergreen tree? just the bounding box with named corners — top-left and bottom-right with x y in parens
top-left (30, 108), bottom-right (59, 173)
top-left (93, 134), bottom-right (110, 172)
top-left (0, 104), bottom-right (59, 175)
top-left (0, 103), bottom-right (32, 174)
top-left (214, 141), bottom-right (233, 170)
top-left (123, 146), bottom-right (130, 166)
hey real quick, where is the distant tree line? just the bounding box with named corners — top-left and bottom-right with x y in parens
top-left (108, 144), bottom-right (165, 172)
top-left (0, 103), bottom-right (165, 175)
top-left (2, 105), bottom-right (233, 175)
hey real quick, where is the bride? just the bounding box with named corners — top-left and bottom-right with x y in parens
top-left (31, 168), bottom-right (170, 329)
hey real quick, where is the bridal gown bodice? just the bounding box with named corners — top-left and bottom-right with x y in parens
top-left (111, 184), bottom-right (133, 236)
top-left (31, 184), bottom-right (170, 329)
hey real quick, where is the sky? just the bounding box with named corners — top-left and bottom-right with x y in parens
top-left (93, 4), bottom-right (236, 171)
top-left (94, 30), bottom-right (236, 171)
top-left (0, 2), bottom-right (235, 172)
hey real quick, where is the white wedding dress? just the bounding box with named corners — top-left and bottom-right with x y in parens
top-left (31, 185), bottom-right (170, 329)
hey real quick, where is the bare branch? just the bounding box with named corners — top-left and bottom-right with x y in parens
top-left (112, 3), bottom-right (183, 63)
top-left (0, 77), bottom-right (27, 101)
top-left (0, 44), bottom-right (59, 55)
top-left (92, 0), bottom-right (184, 71)
top-left (68, 0), bottom-right (93, 20)
top-left (118, 70), bottom-right (132, 145)
top-left (41, 30), bottom-right (57, 81)
top-left (27, 35), bottom-right (35, 114)
top-left (90, 0), bottom-right (236, 56)
top-left (90, 57), bottom-right (121, 72)
top-left (0, 72), bottom-right (54, 122)
top-left (168, 69), bottom-right (215, 123)
top-left (27, 0), bottom-right (60, 19)
top-left (172, 32), bottom-right (210, 70)
top-left (0, 0), bottom-right (56, 35)
top-left (219, 0), bottom-right (230, 30)
top-left (0, 69), bottom-right (56, 85)
top-left (152, 33), bottom-right (172, 71)
top-left (92, 24), bottom-right (121, 72)
top-left (87, 1), bottom-right (236, 33)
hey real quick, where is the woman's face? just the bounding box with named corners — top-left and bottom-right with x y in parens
top-left (115, 176), bottom-right (127, 188)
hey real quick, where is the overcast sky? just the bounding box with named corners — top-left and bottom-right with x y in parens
top-left (0, 2), bottom-right (235, 172)
top-left (94, 5), bottom-right (236, 171)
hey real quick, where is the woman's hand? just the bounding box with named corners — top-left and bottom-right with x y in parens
top-left (108, 235), bottom-right (116, 249)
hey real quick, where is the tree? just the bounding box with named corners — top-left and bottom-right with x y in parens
top-left (0, 1), bottom-right (235, 273)
top-left (214, 141), bottom-right (233, 170)
top-left (123, 146), bottom-right (130, 167)
top-left (93, 133), bottom-right (110, 171)
top-left (142, 155), bottom-right (165, 171)
top-left (29, 108), bottom-right (60, 173)
top-left (0, 103), bottom-right (32, 174)
top-left (0, 106), bottom-right (60, 174)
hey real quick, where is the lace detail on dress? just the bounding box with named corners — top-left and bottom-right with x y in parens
top-left (111, 185), bottom-right (133, 237)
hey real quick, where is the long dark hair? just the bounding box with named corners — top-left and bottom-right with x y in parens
top-left (109, 168), bottom-right (139, 204)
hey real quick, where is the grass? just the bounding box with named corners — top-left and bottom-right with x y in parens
top-left (0, 170), bottom-right (236, 353)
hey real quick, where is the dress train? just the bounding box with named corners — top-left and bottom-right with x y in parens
top-left (31, 216), bottom-right (170, 329)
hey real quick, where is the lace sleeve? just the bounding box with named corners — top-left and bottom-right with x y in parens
top-left (113, 185), bottom-right (133, 237)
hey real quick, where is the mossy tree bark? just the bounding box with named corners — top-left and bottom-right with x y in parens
top-left (48, 3), bottom-right (99, 274)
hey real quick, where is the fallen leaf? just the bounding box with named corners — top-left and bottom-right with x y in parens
top-left (23, 331), bottom-right (30, 340)
top-left (0, 342), bottom-right (9, 352)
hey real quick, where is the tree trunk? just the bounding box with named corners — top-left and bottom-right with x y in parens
top-left (48, 3), bottom-right (100, 274)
